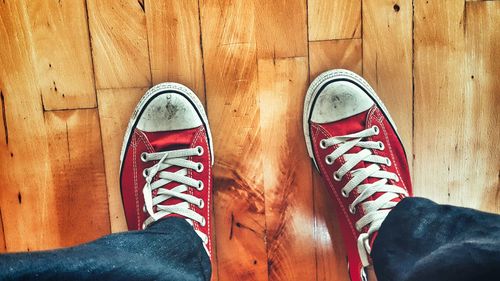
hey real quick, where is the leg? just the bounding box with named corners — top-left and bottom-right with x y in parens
top-left (0, 83), bottom-right (215, 281)
top-left (303, 69), bottom-right (413, 281)
top-left (0, 218), bottom-right (211, 281)
top-left (372, 197), bottom-right (500, 281)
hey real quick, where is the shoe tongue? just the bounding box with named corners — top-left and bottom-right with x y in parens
top-left (320, 110), bottom-right (373, 183)
top-left (140, 126), bottom-right (201, 219)
top-left (319, 110), bottom-right (368, 136)
top-left (143, 126), bottom-right (201, 151)
top-left (321, 107), bottom-right (402, 241)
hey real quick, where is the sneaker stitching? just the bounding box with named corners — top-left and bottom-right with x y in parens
top-left (379, 121), bottom-right (407, 192)
top-left (131, 133), bottom-right (141, 230)
top-left (191, 128), bottom-right (204, 232)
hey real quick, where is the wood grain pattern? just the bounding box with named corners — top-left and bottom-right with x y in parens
top-left (87, 0), bottom-right (151, 89)
top-left (254, 2), bottom-right (314, 280)
top-left (25, 0), bottom-right (96, 110)
top-left (97, 88), bottom-right (147, 232)
top-left (0, 0), bottom-right (109, 252)
top-left (308, 0), bottom-right (361, 41)
top-left (0, 0), bottom-right (51, 252)
top-left (309, 39), bottom-right (362, 79)
top-left (362, 0), bottom-right (413, 170)
top-left (255, 0), bottom-right (308, 58)
top-left (146, 0), bottom-right (205, 97)
top-left (463, 1), bottom-right (500, 212)
top-left (200, 1), bottom-right (268, 280)
top-left (258, 57), bottom-right (315, 281)
top-left (309, 39), bottom-right (362, 281)
top-left (414, 0), bottom-right (499, 212)
top-left (43, 109), bottom-right (110, 247)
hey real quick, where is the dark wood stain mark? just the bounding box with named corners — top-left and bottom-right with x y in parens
top-left (137, 0), bottom-right (145, 12)
top-left (65, 123), bottom-right (71, 161)
top-left (229, 212), bottom-right (234, 240)
top-left (235, 221), bottom-right (257, 234)
top-left (1, 91), bottom-right (8, 145)
top-left (41, 93), bottom-right (46, 111)
top-left (0, 208), bottom-right (6, 251)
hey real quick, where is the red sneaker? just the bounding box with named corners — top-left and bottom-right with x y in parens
top-left (120, 83), bottom-right (214, 257)
top-left (303, 70), bottom-right (412, 281)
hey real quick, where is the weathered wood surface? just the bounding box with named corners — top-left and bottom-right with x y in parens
top-left (0, 3), bottom-right (498, 281)
top-left (414, 0), bottom-right (499, 212)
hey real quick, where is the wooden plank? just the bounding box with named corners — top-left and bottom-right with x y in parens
top-left (43, 109), bottom-right (110, 247)
top-left (24, 0), bottom-right (96, 110)
top-left (362, 0), bottom-right (413, 171)
top-left (97, 88), bottom-right (146, 233)
top-left (258, 57), bottom-right (315, 281)
top-left (254, 1), bottom-right (314, 280)
top-left (414, 0), bottom-right (499, 212)
top-left (414, 0), bottom-right (465, 204)
top-left (200, 1), bottom-right (268, 280)
top-left (87, 0), bottom-right (151, 89)
top-left (308, 39), bottom-right (361, 281)
top-left (309, 39), bottom-right (362, 79)
top-left (308, 0), bottom-right (361, 41)
top-left (463, 1), bottom-right (499, 212)
top-left (255, 0), bottom-right (308, 58)
top-left (1, 0), bottom-right (58, 251)
top-left (146, 0), bottom-right (205, 98)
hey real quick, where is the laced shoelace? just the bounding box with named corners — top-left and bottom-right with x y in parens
top-left (141, 146), bottom-right (208, 245)
top-left (320, 125), bottom-right (408, 266)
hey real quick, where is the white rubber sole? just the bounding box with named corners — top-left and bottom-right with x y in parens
top-left (119, 82), bottom-right (214, 169)
top-left (303, 69), bottom-right (400, 168)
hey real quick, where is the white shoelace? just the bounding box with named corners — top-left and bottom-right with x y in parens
top-left (141, 146), bottom-right (208, 245)
top-left (320, 126), bottom-right (408, 266)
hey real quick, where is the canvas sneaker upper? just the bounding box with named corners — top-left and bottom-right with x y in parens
top-left (303, 69), bottom-right (412, 281)
top-left (120, 83), bottom-right (214, 257)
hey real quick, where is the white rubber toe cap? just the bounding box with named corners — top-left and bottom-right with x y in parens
top-left (136, 93), bottom-right (202, 132)
top-left (310, 81), bottom-right (374, 124)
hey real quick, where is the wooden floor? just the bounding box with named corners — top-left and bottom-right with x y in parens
top-left (0, 0), bottom-right (498, 280)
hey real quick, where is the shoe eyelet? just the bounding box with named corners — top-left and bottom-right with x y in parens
top-left (197, 180), bottom-right (204, 191)
top-left (386, 158), bottom-right (392, 166)
top-left (198, 199), bottom-right (205, 209)
top-left (325, 155), bottom-right (334, 165)
top-left (141, 152), bottom-right (148, 162)
top-left (196, 163), bottom-right (204, 173)
top-left (372, 126), bottom-right (380, 135)
top-left (142, 206), bottom-right (147, 213)
top-left (200, 217), bottom-right (206, 227)
top-left (378, 141), bottom-right (385, 150)
top-left (341, 189), bottom-right (349, 198)
top-left (142, 169), bottom-right (149, 178)
top-left (319, 139), bottom-right (327, 149)
top-left (196, 146), bottom-right (204, 156)
top-left (333, 171), bottom-right (342, 181)
top-left (349, 205), bottom-right (356, 214)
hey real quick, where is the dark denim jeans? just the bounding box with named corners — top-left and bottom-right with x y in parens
top-left (0, 217), bottom-right (211, 281)
top-left (372, 197), bottom-right (500, 281)
top-left (0, 198), bottom-right (499, 281)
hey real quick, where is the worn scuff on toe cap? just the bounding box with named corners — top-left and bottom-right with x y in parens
top-left (136, 93), bottom-right (203, 132)
top-left (311, 81), bottom-right (374, 124)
